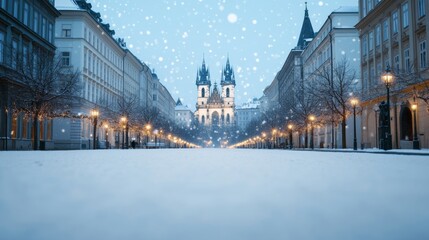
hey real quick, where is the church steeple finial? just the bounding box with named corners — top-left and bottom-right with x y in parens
top-left (305, 2), bottom-right (308, 16)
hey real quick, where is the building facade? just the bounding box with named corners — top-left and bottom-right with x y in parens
top-left (0, 0), bottom-right (60, 150)
top-left (301, 7), bottom-right (361, 148)
top-left (175, 98), bottom-right (193, 127)
top-left (195, 57), bottom-right (235, 127)
top-left (235, 98), bottom-right (261, 130)
top-left (356, 0), bottom-right (429, 149)
top-left (53, 0), bottom-right (148, 149)
top-left (152, 70), bottom-right (175, 121)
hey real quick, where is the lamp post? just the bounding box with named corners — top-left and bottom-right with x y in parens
top-left (145, 123), bottom-right (152, 148)
top-left (91, 109), bottom-right (99, 150)
top-left (351, 99), bottom-right (358, 150)
top-left (309, 115), bottom-right (315, 149)
top-left (262, 132), bottom-right (267, 149)
top-left (380, 65), bottom-right (394, 150)
top-left (272, 129), bottom-right (277, 149)
top-left (120, 116), bottom-right (127, 149)
top-left (104, 123), bottom-right (109, 149)
top-left (411, 103), bottom-right (420, 149)
top-left (288, 124), bottom-right (293, 149)
top-left (373, 105), bottom-right (379, 148)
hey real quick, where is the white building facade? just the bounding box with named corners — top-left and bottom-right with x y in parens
top-left (235, 98), bottom-right (261, 130)
top-left (301, 7), bottom-right (361, 148)
top-left (53, 0), bottom-right (147, 149)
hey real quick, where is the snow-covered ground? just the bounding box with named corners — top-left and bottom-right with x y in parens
top-left (1, 149), bottom-right (428, 240)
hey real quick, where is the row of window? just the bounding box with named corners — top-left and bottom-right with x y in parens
top-left (82, 77), bottom-right (121, 107)
top-left (201, 114), bottom-right (232, 124)
top-left (84, 27), bottom-right (123, 70)
top-left (1, 0), bottom-right (54, 43)
top-left (83, 47), bottom-right (123, 91)
top-left (363, 0), bottom-right (425, 19)
top-left (362, 40), bottom-right (427, 90)
top-left (363, 1), bottom-right (426, 48)
top-left (8, 115), bottom-right (52, 141)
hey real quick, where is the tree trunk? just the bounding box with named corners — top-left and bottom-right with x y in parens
top-left (32, 114), bottom-right (39, 150)
top-left (341, 114), bottom-right (346, 149)
top-left (305, 128), bottom-right (308, 148)
top-left (125, 123), bottom-right (129, 149)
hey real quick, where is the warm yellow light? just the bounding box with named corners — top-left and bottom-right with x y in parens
top-left (91, 110), bottom-right (99, 117)
top-left (104, 124), bottom-right (109, 129)
top-left (381, 70), bottom-right (394, 85)
top-left (288, 124), bottom-right (293, 130)
top-left (272, 129), bottom-right (277, 134)
top-left (145, 124), bottom-right (152, 130)
top-left (120, 116), bottom-right (127, 122)
top-left (412, 104), bottom-right (417, 110)
top-left (309, 115), bottom-right (316, 122)
top-left (351, 98), bottom-right (358, 106)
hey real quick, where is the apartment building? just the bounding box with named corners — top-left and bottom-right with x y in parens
top-left (356, 0), bottom-right (429, 149)
top-left (301, 7), bottom-right (361, 148)
top-left (53, 0), bottom-right (147, 149)
top-left (0, 0), bottom-right (60, 150)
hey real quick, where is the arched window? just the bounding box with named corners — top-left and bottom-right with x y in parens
top-left (226, 88), bottom-right (230, 97)
top-left (226, 113), bottom-right (230, 124)
top-left (202, 88), bottom-right (205, 98)
top-left (202, 115), bottom-right (205, 124)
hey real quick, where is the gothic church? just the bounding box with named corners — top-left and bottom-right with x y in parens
top-left (195, 57), bottom-right (235, 127)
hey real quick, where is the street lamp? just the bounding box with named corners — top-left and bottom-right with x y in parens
top-left (288, 124), bottom-right (293, 149)
top-left (104, 123), bottom-right (109, 149)
top-left (309, 115), bottom-right (315, 149)
top-left (261, 132), bottom-right (267, 149)
top-left (145, 123), bottom-right (152, 148)
top-left (272, 129), bottom-right (277, 149)
top-left (120, 116), bottom-right (127, 149)
top-left (91, 109), bottom-right (99, 150)
top-left (373, 105), bottom-right (380, 148)
top-left (380, 65), bottom-right (393, 150)
top-left (411, 103), bottom-right (420, 149)
top-left (350, 98), bottom-right (358, 150)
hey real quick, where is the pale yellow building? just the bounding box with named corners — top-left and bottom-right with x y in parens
top-left (356, 0), bottom-right (429, 149)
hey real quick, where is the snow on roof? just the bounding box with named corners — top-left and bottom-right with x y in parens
top-left (55, 0), bottom-right (80, 10)
top-left (175, 105), bottom-right (192, 111)
top-left (236, 101), bottom-right (260, 110)
top-left (333, 6), bottom-right (359, 13)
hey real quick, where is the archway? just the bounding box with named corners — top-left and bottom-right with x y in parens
top-left (400, 106), bottom-right (412, 140)
top-left (202, 88), bottom-right (205, 98)
top-left (201, 115), bottom-right (205, 125)
top-left (226, 88), bottom-right (230, 97)
top-left (212, 111), bottom-right (220, 126)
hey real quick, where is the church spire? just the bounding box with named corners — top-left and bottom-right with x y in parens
top-left (221, 56), bottom-right (235, 86)
top-left (297, 2), bottom-right (314, 49)
top-left (196, 57), bottom-right (211, 86)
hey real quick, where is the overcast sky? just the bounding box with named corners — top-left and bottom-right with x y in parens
top-left (57, 0), bottom-right (358, 109)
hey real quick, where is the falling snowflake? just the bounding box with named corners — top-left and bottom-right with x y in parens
top-left (227, 13), bottom-right (238, 23)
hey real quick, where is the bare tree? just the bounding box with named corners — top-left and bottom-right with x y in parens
top-left (115, 94), bottom-right (140, 148)
top-left (9, 48), bottom-right (80, 150)
top-left (312, 58), bottom-right (358, 148)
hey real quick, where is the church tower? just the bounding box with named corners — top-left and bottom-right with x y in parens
top-left (195, 57), bottom-right (211, 125)
top-left (195, 55), bottom-right (236, 127)
top-left (220, 57), bottom-right (235, 125)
